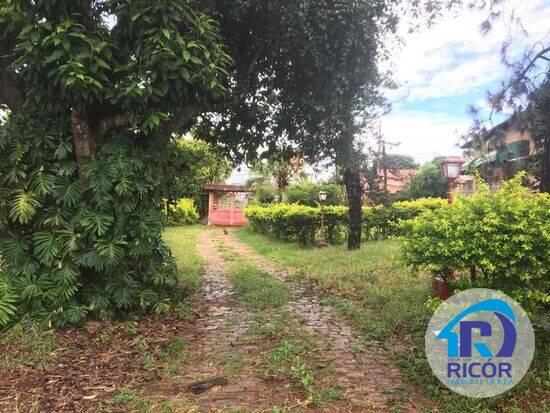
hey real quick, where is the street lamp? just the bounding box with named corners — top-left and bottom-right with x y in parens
top-left (442, 156), bottom-right (464, 203)
top-left (318, 191), bottom-right (327, 248)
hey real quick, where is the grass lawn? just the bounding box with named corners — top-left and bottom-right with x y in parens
top-left (163, 225), bottom-right (205, 295)
top-left (236, 227), bottom-right (549, 413)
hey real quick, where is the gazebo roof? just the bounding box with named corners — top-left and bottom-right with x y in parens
top-left (203, 183), bottom-right (252, 193)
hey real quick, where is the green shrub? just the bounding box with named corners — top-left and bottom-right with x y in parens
top-left (246, 198), bottom-right (444, 246)
top-left (283, 183), bottom-right (345, 207)
top-left (362, 197), bottom-right (447, 239)
top-left (0, 118), bottom-right (179, 328)
top-left (401, 174), bottom-right (550, 312)
top-left (166, 198), bottom-right (199, 225)
top-left (245, 204), bottom-right (347, 246)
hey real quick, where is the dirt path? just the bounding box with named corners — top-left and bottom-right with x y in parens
top-left (186, 228), bottom-right (428, 412)
top-left (157, 228), bottom-right (296, 411)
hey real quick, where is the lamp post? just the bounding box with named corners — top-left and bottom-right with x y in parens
top-left (442, 156), bottom-right (464, 204)
top-left (318, 191), bottom-right (327, 248)
top-left (433, 156), bottom-right (464, 299)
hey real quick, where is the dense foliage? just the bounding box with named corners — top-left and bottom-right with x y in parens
top-left (363, 198), bottom-right (447, 239)
top-left (384, 154), bottom-right (419, 170)
top-left (161, 138), bottom-right (231, 217)
top-left (401, 174), bottom-right (549, 312)
top-left (0, 0), bottom-right (406, 325)
top-left (396, 160), bottom-right (447, 201)
top-left (164, 198), bottom-right (199, 226)
top-left (284, 184), bottom-right (345, 207)
top-left (246, 204), bottom-right (348, 247)
top-left (0, 0), bottom-right (237, 326)
top-left (245, 198), bottom-right (446, 246)
top-left (0, 119), bottom-right (179, 327)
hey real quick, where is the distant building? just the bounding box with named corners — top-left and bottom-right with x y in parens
top-left (460, 117), bottom-right (537, 190)
top-left (378, 168), bottom-right (418, 194)
top-left (203, 184), bottom-right (253, 227)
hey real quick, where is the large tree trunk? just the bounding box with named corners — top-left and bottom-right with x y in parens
top-left (71, 110), bottom-right (100, 180)
top-left (541, 134), bottom-right (550, 193)
top-left (344, 168), bottom-right (363, 250)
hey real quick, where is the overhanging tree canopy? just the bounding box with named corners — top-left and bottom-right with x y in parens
top-left (0, 0), bottom-right (413, 325)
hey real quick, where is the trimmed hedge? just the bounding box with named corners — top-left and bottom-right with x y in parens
top-left (245, 203), bottom-right (348, 246)
top-left (245, 197), bottom-right (445, 246)
top-left (362, 198), bottom-right (447, 240)
top-left (401, 175), bottom-right (549, 312)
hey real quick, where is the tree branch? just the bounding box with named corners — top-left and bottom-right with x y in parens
top-left (97, 113), bottom-right (127, 138)
top-left (518, 46), bottom-right (550, 80)
top-left (155, 102), bottom-right (211, 139)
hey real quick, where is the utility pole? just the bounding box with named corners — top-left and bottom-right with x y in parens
top-left (381, 132), bottom-right (388, 193)
top-left (374, 121), bottom-right (397, 195)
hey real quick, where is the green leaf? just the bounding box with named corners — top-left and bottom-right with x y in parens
top-left (0, 283), bottom-right (17, 327)
top-left (9, 191), bottom-right (40, 224)
top-left (33, 231), bottom-right (59, 265)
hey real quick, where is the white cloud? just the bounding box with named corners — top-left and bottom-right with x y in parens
top-left (375, 112), bottom-right (470, 163)
top-left (386, 0), bottom-right (550, 102)
top-left (376, 0), bottom-right (549, 163)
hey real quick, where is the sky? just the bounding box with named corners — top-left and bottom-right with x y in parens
top-left (376, 0), bottom-right (550, 165)
top-left (230, 1), bottom-right (549, 183)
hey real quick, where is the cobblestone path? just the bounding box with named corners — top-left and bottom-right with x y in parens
top-left (181, 228), bottom-right (428, 412)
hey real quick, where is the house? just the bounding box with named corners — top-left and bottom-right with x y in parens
top-left (460, 117), bottom-right (537, 190)
top-left (203, 183), bottom-right (253, 227)
top-left (378, 168), bottom-right (418, 194)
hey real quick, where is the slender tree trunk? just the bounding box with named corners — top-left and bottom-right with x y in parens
top-left (71, 110), bottom-right (100, 180)
top-left (541, 135), bottom-right (550, 193)
top-left (344, 168), bottom-right (363, 250)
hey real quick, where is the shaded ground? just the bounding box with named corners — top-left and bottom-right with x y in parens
top-left (0, 226), bottom-right (429, 412)
top-left (0, 314), bottom-right (196, 411)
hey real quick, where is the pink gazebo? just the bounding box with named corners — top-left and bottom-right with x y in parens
top-left (203, 183), bottom-right (253, 227)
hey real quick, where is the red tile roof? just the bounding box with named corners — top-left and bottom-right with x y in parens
top-left (203, 183), bottom-right (252, 192)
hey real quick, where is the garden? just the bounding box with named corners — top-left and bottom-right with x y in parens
top-left (0, 0), bottom-right (548, 412)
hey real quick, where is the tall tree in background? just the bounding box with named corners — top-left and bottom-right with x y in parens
top-left (161, 138), bottom-right (231, 217)
top-left (398, 159), bottom-right (447, 200)
top-left (246, 148), bottom-right (305, 201)
top-left (385, 154), bottom-right (419, 170)
top-left (463, 0), bottom-right (549, 191)
top-left (0, 0), bottom-right (408, 324)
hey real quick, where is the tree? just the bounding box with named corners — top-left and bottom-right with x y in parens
top-left (385, 154), bottom-right (419, 170)
top-left (198, 1), bottom-right (396, 250)
top-left (462, 1), bottom-right (549, 192)
top-left (246, 148), bottom-right (305, 200)
top-left (399, 160), bottom-right (447, 200)
top-left (284, 183), bottom-right (345, 207)
top-left (0, 0), bottom-right (404, 324)
top-left (161, 137), bottom-right (231, 217)
top-left (0, 0), bottom-right (236, 326)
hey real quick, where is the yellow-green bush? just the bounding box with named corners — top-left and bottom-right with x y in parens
top-left (166, 198), bottom-right (199, 225)
top-left (245, 204), bottom-right (347, 246)
top-left (245, 199), bottom-right (443, 246)
top-left (362, 197), bottom-right (447, 239)
top-left (401, 174), bottom-right (549, 312)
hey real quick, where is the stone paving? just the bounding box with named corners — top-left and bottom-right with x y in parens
top-left (179, 228), bottom-right (428, 412)
top-left (222, 230), bottom-right (427, 412)
top-left (169, 229), bottom-right (292, 411)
